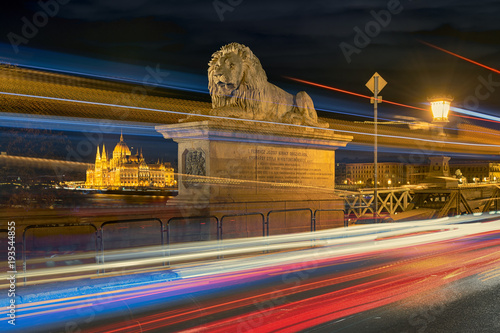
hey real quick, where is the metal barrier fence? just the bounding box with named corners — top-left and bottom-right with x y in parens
top-left (313, 209), bottom-right (347, 230)
top-left (219, 213), bottom-right (266, 240)
top-left (343, 189), bottom-right (413, 220)
top-left (166, 216), bottom-right (219, 243)
top-left (22, 223), bottom-right (99, 285)
top-left (17, 208), bottom-right (345, 282)
top-left (100, 218), bottom-right (164, 273)
top-left (165, 216), bottom-right (218, 265)
top-left (266, 208), bottom-right (314, 236)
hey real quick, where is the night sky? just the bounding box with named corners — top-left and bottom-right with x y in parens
top-left (1, 0), bottom-right (500, 163)
top-left (1, 1), bottom-right (500, 109)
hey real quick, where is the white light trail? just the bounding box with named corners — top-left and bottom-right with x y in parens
top-left (451, 106), bottom-right (500, 123)
top-left (2, 91), bottom-right (500, 149)
top-left (3, 215), bottom-right (499, 286)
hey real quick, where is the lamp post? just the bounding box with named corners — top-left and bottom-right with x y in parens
top-left (428, 96), bottom-right (453, 135)
top-left (427, 96), bottom-right (454, 186)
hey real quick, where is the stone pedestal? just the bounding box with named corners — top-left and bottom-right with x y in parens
top-left (427, 156), bottom-right (458, 188)
top-left (156, 120), bottom-right (352, 225)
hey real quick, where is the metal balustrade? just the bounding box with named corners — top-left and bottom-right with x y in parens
top-left (219, 213), bottom-right (266, 240)
top-left (21, 223), bottom-right (99, 285)
top-left (16, 207), bottom-right (346, 283)
top-left (100, 218), bottom-right (164, 273)
top-left (266, 208), bottom-right (314, 236)
top-left (313, 209), bottom-right (346, 230)
top-left (165, 215), bottom-right (218, 265)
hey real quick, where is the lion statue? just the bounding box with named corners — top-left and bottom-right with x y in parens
top-left (207, 42), bottom-right (329, 128)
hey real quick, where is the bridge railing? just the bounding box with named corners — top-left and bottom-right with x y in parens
top-left (13, 206), bottom-right (345, 285)
top-left (12, 186), bottom-right (500, 285)
top-left (99, 218), bottom-right (164, 273)
top-left (219, 213), bottom-right (266, 240)
top-left (266, 208), bottom-right (314, 236)
top-left (314, 209), bottom-right (346, 230)
top-left (165, 215), bottom-right (219, 264)
top-left (342, 188), bottom-right (413, 220)
top-left (21, 223), bottom-right (99, 285)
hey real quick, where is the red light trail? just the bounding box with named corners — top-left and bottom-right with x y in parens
top-left (286, 75), bottom-right (500, 125)
top-left (419, 40), bottom-right (500, 75)
top-left (285, 76), bottom-right (427, 112)
top-left (6, 220), bottom-right (500, 332)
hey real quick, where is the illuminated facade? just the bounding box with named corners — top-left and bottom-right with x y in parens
top-left (340, 162), bottom-right (406, 186)
top-left (85, 134), bottom-right (175, 189)
top-left (450, 162), bottom-right (500, 184)
top-left (336, 161), bottom-right (500, 186)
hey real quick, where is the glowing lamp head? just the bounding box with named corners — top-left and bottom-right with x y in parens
top-left (428, 96), bottom-right (453, 123)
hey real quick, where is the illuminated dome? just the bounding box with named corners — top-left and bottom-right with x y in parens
top-left (113, 132), bottom-right (131, 157)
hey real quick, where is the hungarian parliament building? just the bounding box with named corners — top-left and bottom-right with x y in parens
top-left (85, 134), bottom-right (175, 189)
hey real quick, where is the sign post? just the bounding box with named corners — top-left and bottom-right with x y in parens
top-left (366, 72), bottom-right (387, 222)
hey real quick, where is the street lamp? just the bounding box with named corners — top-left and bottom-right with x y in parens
top-left (429, 96), bottom-right (453, 122)
top-left (428, 96), bottom-right (453, 136)
top-left (427, 96), bottom-right (455, 187)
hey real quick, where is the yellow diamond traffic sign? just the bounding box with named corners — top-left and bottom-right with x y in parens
top-left (366, 72), bottom-right (387, 94)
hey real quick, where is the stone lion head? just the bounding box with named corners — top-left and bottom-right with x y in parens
top-left (208, 43), bottom-right (267, 110)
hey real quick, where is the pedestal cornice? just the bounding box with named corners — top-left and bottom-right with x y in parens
top-left (156, 119), bottom-right (353, 149)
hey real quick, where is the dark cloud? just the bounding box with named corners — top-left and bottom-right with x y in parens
top-left (1, 0), bottom-right (500, 119)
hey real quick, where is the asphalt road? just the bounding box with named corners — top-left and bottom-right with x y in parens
top-left (310, 274), bottom-right (500, 333)
top-left (5, 219), bottom-right (500, 333)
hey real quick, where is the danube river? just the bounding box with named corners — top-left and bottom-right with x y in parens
top-left (82, 191), bottom-right (176, 208)
top-left (0, 185), bottom-right (177, 209)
